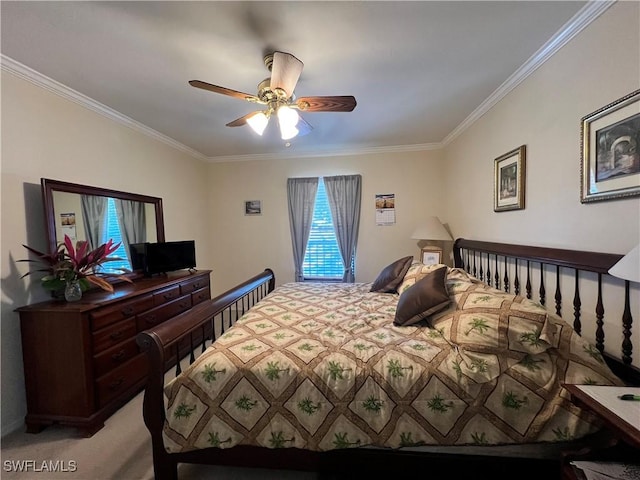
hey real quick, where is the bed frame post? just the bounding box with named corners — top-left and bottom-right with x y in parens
top-left (137, 332), bottom-right (179, 480)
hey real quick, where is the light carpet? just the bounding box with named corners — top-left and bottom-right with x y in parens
top-left (0, 388), bottom-right (319, 480)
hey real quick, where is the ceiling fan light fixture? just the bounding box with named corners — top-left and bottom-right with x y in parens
top-left (247, 111), bottom-right (269, 136)
top-left (277, 105), bottom-right (299, 139)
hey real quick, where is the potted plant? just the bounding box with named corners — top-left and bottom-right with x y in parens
top-left (20, 235), bottom-right (132, 301)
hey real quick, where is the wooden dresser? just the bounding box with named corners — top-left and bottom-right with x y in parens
top-left (15, 269), bottom-right (211, 436)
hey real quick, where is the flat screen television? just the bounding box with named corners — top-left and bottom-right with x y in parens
top-left (129, 240), bottom-right (196, 276)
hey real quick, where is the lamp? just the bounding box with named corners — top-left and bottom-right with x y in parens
top-left (608, 244), bottom-right (639, 366)
top-left (411, 217), bottom-right (452, 265)
top-left (411, 217), bottom-right (453, 242)
top-left (608, 244), bottom-right (640, 283)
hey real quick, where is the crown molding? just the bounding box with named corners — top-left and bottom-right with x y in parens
top-left (442, 0), bottom-right (615, 146)
top-left (1, 54), bottom-right (208, 162)
top-left (207, 142), bottom-right (442, 163)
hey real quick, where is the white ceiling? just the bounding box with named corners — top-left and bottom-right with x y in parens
top-left (2, 1), bottom-right (601, 162)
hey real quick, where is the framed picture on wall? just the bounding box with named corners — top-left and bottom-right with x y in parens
top-left (421, 247), bottom-right (442, 266)
top-left (494, 145), bottom-right (526, 212)
top-left (244, 200), bottom-right (262, 216)
top-left (580, 89), bottom-right (640, 203)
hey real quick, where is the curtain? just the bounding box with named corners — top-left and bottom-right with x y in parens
top-left (80, 195), bottom-right (107, 250)
top-left (325, 174), bottom-right (362, 283)
top-left (287, 177), bottom-right (319, 282)
top-left (114, 199), bottom-right (147, 262)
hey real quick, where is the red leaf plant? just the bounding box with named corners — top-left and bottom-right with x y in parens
top-left (20, 235), bottom-right (132, 293)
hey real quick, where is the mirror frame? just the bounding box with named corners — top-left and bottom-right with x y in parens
top-left (41, 178), bottom-right (165, 255)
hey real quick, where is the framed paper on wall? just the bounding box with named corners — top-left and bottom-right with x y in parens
top-left (494, 145), bottom-right (526, 212)
top-left (580, 89), bottom-right (640, 203)
top-left (244, 200), bottom-right (262, 215)
top-left (421, 247), bottom-right (442, 266)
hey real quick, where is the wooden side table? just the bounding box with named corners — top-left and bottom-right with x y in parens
top-left (562, 384), bottom-right (640, 479)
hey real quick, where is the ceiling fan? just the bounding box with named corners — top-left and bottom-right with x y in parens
top-left (189, 51), bottom-right (357, 140)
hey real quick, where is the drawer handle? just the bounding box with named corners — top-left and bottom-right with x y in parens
top-left (163, 293), bottom-right (173, 299)
top-left (145, 315), bottom-right (157, 325)
top-left (121, 306), bottom-right (135, 316)
top-left (179, 302), bottom-right (189, 309)
top-left (108, 377), bottom-right (124, 390)
top-left (109, 331), bottom-right (123, 341)
top-left (111, 350), bottom-right (126, 362)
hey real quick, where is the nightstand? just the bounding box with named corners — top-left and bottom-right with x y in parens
top-left (562, 384), bottom-right (640, 479)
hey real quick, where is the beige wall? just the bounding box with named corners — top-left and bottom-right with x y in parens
top-left (443, 1), bottom-right (639, 252)
top-left (1, 71), bottom-right (213, 433)
top-left (207, 150), bottom-right (446, 293)
top-left (442, 2), bottom-right (639, 366)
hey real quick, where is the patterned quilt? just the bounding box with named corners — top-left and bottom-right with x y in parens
top-left (162, 268), bottom-right (622, 453)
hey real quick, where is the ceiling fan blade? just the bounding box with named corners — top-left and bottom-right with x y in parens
top-left (296, 115), bottom-right (313, 137)
top-left (226, 112), bottom-right (258, 127)
top-left (189, 80), bottom-right (261, 103)
top-left (270, 51), bottom-right (303, 98)
top-left (296, 95), bottom-right (357, 112)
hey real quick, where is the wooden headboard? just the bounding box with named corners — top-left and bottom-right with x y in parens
top-left (452, 238), bottom-right (639, 386)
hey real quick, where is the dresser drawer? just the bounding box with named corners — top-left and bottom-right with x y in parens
top-left (96, 354), bottom-right (147, 408)
top-left (153, 285), bottom-right (181, 307)
top-left (90, 295), bottom-right (154, 331)
top-left (136, 295), bottom-right (192, 331)
top-left (191, 285), bottom-right (211, 306)
top-left (92, 317), bottom-right (137, 354)
top-left (93, 338), bottom-right (139, 378)
top-left (180, 276), bottom-right (209, 295)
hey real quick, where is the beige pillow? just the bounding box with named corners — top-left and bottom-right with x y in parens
top-left (394, 266), bottom-right (450, 326)
top-left (397, 262), bottom-right (448, 295)
top-left (370, 256), bottom-right (414, 293)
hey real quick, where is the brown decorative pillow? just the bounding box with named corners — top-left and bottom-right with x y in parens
top-left (394, 266), bottom-right (450, 326)
top-left (370, 256), bottom-right (414, 293)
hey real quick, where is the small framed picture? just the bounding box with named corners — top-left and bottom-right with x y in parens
top-left (421, 247), bottom-right (442, 266)
top-left (580, 89), bottom-right (640, 203)
top-left (244, 200), bottom-right (262, 216)
top-left (494, 145), bottom-right (526, 212)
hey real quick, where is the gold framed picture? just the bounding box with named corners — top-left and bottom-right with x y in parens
top-left (580, 89), bottom-right (640, 203)
top-left (421, 247), bottom-right (442, 266)
top-left (494, 145), bottom-right (526, 212)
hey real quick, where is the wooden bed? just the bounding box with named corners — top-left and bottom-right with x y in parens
top-left (136, 238), bottom-right (639, 479)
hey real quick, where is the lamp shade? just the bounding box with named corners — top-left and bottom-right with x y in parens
top-left (277, 105), bottom-right (300, 140)
top-left (608, 244), bottom-right (640, 283)
top-left (411, 217), bottom-right (452, 241)
top-left (246, 111), bottom-right (269, 136)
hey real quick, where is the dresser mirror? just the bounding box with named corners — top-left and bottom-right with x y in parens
top-left (41, 178), bottom-right (165, 273)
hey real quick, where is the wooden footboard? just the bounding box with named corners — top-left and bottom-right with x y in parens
top-left (136, 268), bottom-right (275, 480)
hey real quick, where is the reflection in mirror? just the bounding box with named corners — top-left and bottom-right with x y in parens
top-left (42, 179), bottom-right (165, 275)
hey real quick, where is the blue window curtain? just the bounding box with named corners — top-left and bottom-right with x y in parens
top-left (287, 177), bottom-right (319, 282)
top-left (324, 174), bottom-right (362, 283)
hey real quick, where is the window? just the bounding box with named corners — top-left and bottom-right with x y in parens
top-left (101, 198), bottom-right (131, 274)
top-left (302, 178), bottom-right (344, 280)
top-left (288, 174), bottom-right (361, 283)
